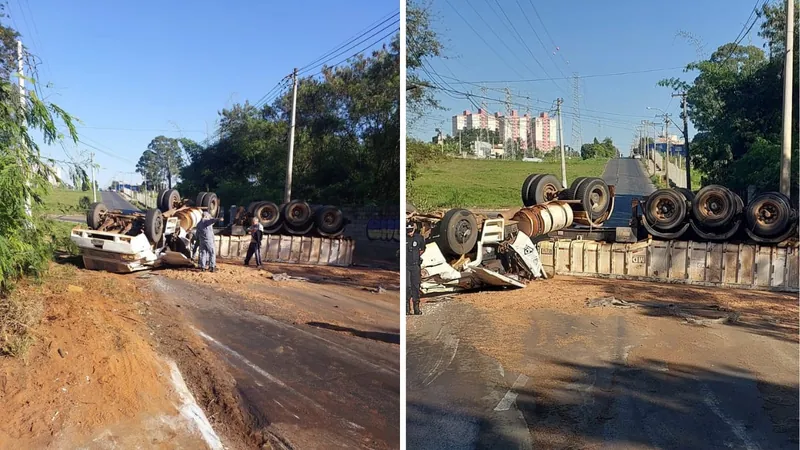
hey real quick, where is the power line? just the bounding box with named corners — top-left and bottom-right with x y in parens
top-left (297, 11), bottom-right (399, 73)
top-left (527, 0), bottom-right (570, 66)
top-left (514, 0), bottom-right (569, 80)
top-left (297, 18), bottom-right (398, 76)
top-left (76, 125), bottom-right (207, 133)
top-left (442, 0), bottom-right (527, 80)
top-left (439, 66), bottom-right (686, 84)
top-left (490, 0), bottom-right (565, 94)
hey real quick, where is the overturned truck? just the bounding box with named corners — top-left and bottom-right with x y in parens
top-left (408, 174), bottom-right (616, 294)
top-left (70, 189), bottom-right (221, 272)
top-left (409, 172), bottom-right (799, 294)
top-left (226, 199), bottom-right (348, 238)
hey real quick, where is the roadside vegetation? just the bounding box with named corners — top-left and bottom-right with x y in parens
top-left (658, 1), bottom-right (798, 197)
top-left (0, 8), bottom-right (79, 356)
top-left (410, 155), bottom-right (610, 210)
top-left (133, 36), bottom-right (400, 208)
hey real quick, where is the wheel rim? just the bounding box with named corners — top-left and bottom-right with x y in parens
top-left (543, 183), bottom-right (560, 202)
top-left (323, 211), bottom-right (337, 225)
top-left (755, 201), bottom-right (780, 227)
top-left (653, 197), bottom-right (677, 222)
top-left (701, 193), bottom-right (727, 219)
top-left (454, 218), bottom-right (473, 244)
top-left (589, 187), bottom-right (606, 213)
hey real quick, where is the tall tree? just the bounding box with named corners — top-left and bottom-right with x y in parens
top-left (138, 136), bottom-right (184, 189)
top-left (407, 0), bottom-right (443, 126)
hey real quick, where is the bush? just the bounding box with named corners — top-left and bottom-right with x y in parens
top-left (78, 196), bottom-right (91, 210)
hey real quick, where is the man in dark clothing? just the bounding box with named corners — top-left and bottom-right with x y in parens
top-left (406, 222), bottom-right (425, 315)
top-left (244, 217), bottom-right (264, 268)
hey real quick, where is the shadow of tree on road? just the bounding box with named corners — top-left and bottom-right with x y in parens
top-left (515, 358), bottom-right (799, 449)
top-left (306, 321), bottom-right (399, 344)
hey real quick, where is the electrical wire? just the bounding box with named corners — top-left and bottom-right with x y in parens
top-left (297, 18), bottom-right (398, 76)
top-left (297, 11), bottom-right (399, 73)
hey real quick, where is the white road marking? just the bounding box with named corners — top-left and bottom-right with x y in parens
top-left (166, 359), bottom-right (224, 450)
top-left (494, 374), bottom-right (530, 411)
top-left (702, 387), bottom-right (761, 450)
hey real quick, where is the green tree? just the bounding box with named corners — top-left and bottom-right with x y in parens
top-left (137, 136), bottom-right (184, 189)
top-left (407, 0), bottom-right (443, 126)
top-left (658, 1), bottom-right (798, 194)
top-left (177, 34), bottom-right (400, 206)
top-left (0, 6), bottom-right (78, 294)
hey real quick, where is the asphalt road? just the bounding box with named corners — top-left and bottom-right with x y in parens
top-left (151, 275), bottom-right (400, 449)
top-left (407, 292), bottom-right (798, 449)
top-left (601, 158), bottom-right (656, 228)
top-left (101, 190), bottom-right (139, 211)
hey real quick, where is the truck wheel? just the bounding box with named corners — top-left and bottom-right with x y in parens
top-left (144, 208), bottom-right (164, 243)
top-left (254, 201), bottom-right (281, 228)
top-left (521, 174), bottom-right (543, 206)
top-left (159, 189), bottom-right (181, 213)
top-left (201, 192), bottom-right (220, 217)
top-left (246, 201), bottom-right (261, 214)
top-left (645, 189), bottom-right (687, 232)
top-left (746, 192), bottom-right (792, 238)
top-left (156, 190), bottom-right (168, 210)
top-left (692, 185), bottom-right (737, 229)
top-left (314, 205), bottom-right (344, 234)
top-left (437, 208), bottom-right (478, 256)
top-left (676, 187), bottom-right (694, 203)
top-left (87, 202), bottom-right (108, 230)
top-left (528, 174), bottom-right (563, 205)
top-left (576, 177), bottom-right (611, 221)
top-left (283, 200), bottom-right (312, 228)
top-left (562, 177), bottom-right (588, 201)
top-left (195, 191), bottom-right (208, 207)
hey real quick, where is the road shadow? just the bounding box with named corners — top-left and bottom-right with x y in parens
top-left (574, 277), bottom-right (799, 344)
top-left (306, 321), bottom-right (399, 344)
top-left (223, 258), bottom-right (400, 291)
top-left (407, 400), bottom-right (524, 449)
top-left (513, 358), bottom-right (798, 448)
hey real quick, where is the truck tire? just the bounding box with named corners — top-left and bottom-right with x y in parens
top-left (314, 205), bottom-right (344, 235)
top-left (283, 200), bottom-right (312, 228)
top-left (692, 185), bottom-right (737, 229)
top-left (528, 174), bottom-right (563, 205)
top-left (156, 190), bottom-right (168, 211)
top-left (437, 208), bottom-right (478, 256)
top-left (562, 177), bottom-right (588, 201)
top-left (201, 192), bottom-right (220, 217)
top-left (159, 189), bottom-right (181, 213)
top-left (745, 192), bottom-right (792, 238)
top-left (246, 201), bottom-right (261, 214)
top-left (676, 187), bottom-right (694, 203)
top-left (87, 202), bottom-right (108, 230)
top-left (144, 208), bottom-right (164, 243)
top-left (195, 192), bottom-right (208, 207)
top-left (645, 188), bottom-right (687, 232)
top-left (254, 201), bottom-right (281, 228)
top-left (575, 177), bottom-right (611, 221)
top-left (521, 174), bottom-right (543, 206)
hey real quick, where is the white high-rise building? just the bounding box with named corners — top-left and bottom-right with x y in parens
top-left (451, 109), bottom-right (498, 136)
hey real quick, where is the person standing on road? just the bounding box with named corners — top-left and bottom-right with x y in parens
top-left (406, 222), bottom-right (425, 315)
top-left (196, 211), bottom-right (222, 272)
top-left (244, 217), bottom-right (264, 268)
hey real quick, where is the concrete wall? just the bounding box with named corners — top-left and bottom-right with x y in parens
top-left (341, 205), bottom-right (400, 267)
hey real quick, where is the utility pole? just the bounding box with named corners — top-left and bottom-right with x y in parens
top-left (90, 152), bottom-right (97, 203)
top-left (284, 68), bottom-right (298, 204)
top-left (663, 115), bottom-right (671, 186)
top-left (780, 0), bottom-right (794, 196)
top-left (459, 129), bottom-right (463, 157)
top-left (556, 98), bottom-right (567, 186)
top-left (673, 92), bottom-right (692, 190)
top-left (17, 40), bottom-right (31, 218)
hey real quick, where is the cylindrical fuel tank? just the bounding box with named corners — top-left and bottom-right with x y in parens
top-left (512, 201), bottom-right (574, 237)
top-left (174, 207), bottom-right (203, 231)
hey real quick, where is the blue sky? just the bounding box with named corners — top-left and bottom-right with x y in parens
top-left (8, 0), bottom-right (397, 187)
top-left (411, 0), bottom-right (769, 151)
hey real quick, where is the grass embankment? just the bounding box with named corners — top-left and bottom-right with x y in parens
top-left (36, 188), bottom-right (91, 215)
top-left (410, 157), bottom-right (610, 210)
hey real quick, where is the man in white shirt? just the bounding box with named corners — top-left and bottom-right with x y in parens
top-left (244, 217), bottom-right (264, 268)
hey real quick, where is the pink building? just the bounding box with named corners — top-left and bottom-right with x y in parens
top-left (497, 110), bottom-right (529, 150)
top-left (451, 109), bottom-right (498, 136)
top-left (529, 112), bottom-right (557, 152)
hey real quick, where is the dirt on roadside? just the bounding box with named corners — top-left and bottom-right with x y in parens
top-left (0, 263), bottom-right (197, 448)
